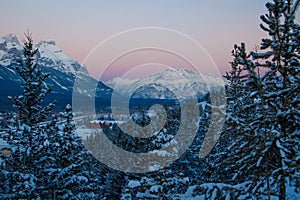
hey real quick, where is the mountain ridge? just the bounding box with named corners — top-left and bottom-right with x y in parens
top-left (0, 34), bottom-right (112, 111)
top-left (106, 68), bottom-right (224, 99)
top-left (0, 33), bottom-right (225, 112)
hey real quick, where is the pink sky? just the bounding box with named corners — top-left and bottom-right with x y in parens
top-left (2, 0), bottom-right (296, 80)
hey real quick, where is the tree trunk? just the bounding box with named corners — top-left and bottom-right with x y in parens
top-left (279, 174), bottom-right (286, 200)
top-left (267, 176), bottom-right (271, 200)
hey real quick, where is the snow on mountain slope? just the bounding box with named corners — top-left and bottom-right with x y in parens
top-left (0, 34), bottom-right (82, 75)
top-left (0, 34), bottom-right (22, 51)
top-left (0, 34), bottom-right (113, 111)
top-left (35, 40), bottom-right (82, 74)
top-left (0, 34), bottom-right (23, 66)
top-left (106, 68), bottom-right (224, 99)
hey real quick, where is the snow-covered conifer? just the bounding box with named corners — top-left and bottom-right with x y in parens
top-left (214, 0), bottom-right (300, 198)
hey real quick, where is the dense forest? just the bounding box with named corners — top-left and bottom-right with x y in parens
top-left (0, 0), bottom-right (299, 199)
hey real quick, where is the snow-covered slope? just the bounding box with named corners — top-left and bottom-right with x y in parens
top-left (35, 40), bottom-right (82, 74)
top-left (0, 34), bottom-right (112, 111)
top-left (106, 68), bottom-right (224, 99)
top-left (0, 34), bottom-right (23, 66)
top-left (0, 34), bottom-right (82, 75)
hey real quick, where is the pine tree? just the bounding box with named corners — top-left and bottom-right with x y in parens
top-left (216, 0), bottom-right (300, 199)
top-left (9, 32), bottom-right (55, 127)
top-left (46, 105), bottom-right (100, 199)
top-left (0, 32), bottom-right (55, 199)
top-left (0, 33), bottom-right (101, 198)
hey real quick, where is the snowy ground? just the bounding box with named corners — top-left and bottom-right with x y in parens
top-left (76, 127), bottom-right (97, 140)
top-left (0, 136), bottom-right (8, 149)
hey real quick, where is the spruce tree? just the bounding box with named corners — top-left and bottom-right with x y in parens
top-left (216, 0), bottom-right (300, 198)
top-left (0, 33), bottom-right (100, 199)
top-left (0, 32), bottom-right (55, 199)
top-left (46, 105), bottom-right (100, 199)
top-left (9, 32), bottom-right (55, 127)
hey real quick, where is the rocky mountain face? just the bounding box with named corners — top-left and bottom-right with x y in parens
top-left (0, 34), bottom-right (225, 112)
top-left (106, 68), bottom-right (224, 100)
top-left (0, 34), bottom-right (112, 111)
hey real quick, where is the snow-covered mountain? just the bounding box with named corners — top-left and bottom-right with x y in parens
top-left (106, 68), bottom-right (224, 99)
top-left (35, 40), bottom-right (83, 75)
top-left (0, 33), bottom-right (225, 111)
top-left (0, 34), bottom-right (83, 75)
top-left (0, 34), bottom-right (112, 111)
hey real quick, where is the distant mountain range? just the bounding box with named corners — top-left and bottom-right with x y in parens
top-left (0, 34), bottom-right (112, 111)
top-left (0, 34), bottom-right (224, 112)
top-left (106, 68), bottom-right (224, 99)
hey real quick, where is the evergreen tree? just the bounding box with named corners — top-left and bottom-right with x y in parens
top-left (9, 32), bottom-right (55, 127)
top-left (0, 33), bottom-right (101, 199)
top-left (213, 0), bottom-right (300, 198)
top-left (0, 32), bottom-right (55, 199)
top-left (45, 105), bottom-right (100, 199)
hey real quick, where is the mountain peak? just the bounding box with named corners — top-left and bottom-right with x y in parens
top-left (107, 68), bottom-right (224, 99)
top-left (38, 40), bottom-right (56, 46)
top-left (0, 33), bottom-right (83, 75)
top-left (0, 34), bottom-right (20, 45)
top-left (0, 34), bottom-right (21, 53)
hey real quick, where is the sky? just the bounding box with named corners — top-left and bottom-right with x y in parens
top-left (1, 0), bottom-right (298, 80)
